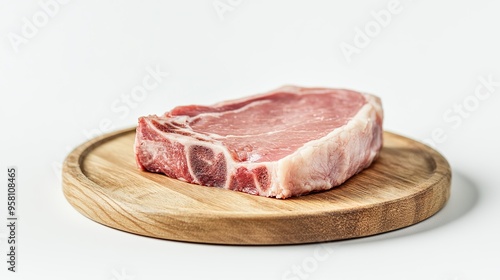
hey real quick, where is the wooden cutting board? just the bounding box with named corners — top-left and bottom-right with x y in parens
top-left (62, 128), bottom-right (451, 245)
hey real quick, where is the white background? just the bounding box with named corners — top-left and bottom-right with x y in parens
top-left (1, 0), bottom-right (499, 279)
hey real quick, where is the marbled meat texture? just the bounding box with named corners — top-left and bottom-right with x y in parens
top-left (134, 86), bottom-right (383, 198)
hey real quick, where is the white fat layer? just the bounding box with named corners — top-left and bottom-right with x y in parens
top-left (191, 99), bottom-right (271, 121)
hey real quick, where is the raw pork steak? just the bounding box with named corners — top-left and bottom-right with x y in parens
top-left (135, 86), bottom-right (383, 198)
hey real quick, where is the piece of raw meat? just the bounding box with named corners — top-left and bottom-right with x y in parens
top-left (134, 86), bottom-right (383, 198)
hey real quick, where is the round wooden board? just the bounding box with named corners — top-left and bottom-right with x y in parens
top-left (62, 128), bottom-right (451, 245)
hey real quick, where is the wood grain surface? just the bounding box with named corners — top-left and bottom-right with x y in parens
top-left (62, 128), bottom-right (451, 245)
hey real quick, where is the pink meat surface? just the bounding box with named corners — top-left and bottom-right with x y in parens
top-left (134, 86), bottom-right (383, 198)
